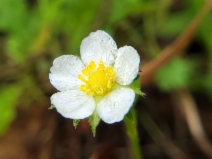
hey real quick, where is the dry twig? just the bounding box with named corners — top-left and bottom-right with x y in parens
top-left (140, 2), bottom-right (212, 86)
top-left (172, 89), bottom-right (212, 158)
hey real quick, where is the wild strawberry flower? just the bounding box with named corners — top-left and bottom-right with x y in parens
top-left (49, 30), bottom-right (141, 132)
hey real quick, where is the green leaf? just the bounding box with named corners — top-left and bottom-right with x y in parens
top-left (0, 0), bottom-right (42, 64)
top-left (158, 12), bottom-right (192, 37)
top-left (0, 85), bottom-right (21, 135)
top-left (89, 110), bottom-right (100, 136)
top-left (109, 0), bottom-right (156, 24)
top-left (54, 0), bottom-right (101, 54)
top-left (155, 58), bottom-right (194, 92)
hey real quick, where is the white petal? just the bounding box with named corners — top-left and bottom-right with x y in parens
top-left (49, 55), bottom-right (85, 91)
top-left (51, 90), bottom-right (95, 119)
top-left (80, 30), bottom-right (117, 66)
top-left (114, 46), bottom-right (140, 85)
top-left (97, 88), bottom-right (135, 124)
top-left (49, 74), bottom-right (83, 91)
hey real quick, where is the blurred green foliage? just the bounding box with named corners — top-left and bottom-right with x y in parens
top-left (0, 85), bottom-right (21, 135)
top-left (155, 58), bottom-right (195, 92)
top-left (156, 0), bottom-right (212, 94)
top-left (0, 0), bottom-right (212, 142)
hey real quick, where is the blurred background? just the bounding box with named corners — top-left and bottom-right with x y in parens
top-left (0, 0), bottom-right (212, 158)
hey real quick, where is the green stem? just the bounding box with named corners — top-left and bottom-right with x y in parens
top-left (124, 107), bottom-right (142, 159)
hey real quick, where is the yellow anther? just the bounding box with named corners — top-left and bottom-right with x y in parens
top-left (107, 80), bottom-right (113, 89)
top-left (87, 66), bottom-right (92, 72)
top-left (82, 68), bottom-right (89, 76)
top-left (98, 61), bottom-right (104, 70)
top-left (89, 61), bottom-right (96, 69)
top-left (106, 67), bottom-right (114, 74)
top-left (80, 85), bottom-right (87, 91)
top-left (86, 61), bottom-right (95, 73)
top-left (78, 75), bottom-right (87, 83)
top-left (96, 88), bottom-right (104, 95)
top-left (86, 89), bottom-right (93, 95)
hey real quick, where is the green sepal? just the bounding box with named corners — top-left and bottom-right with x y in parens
top-left (48, 105), bottom-right (55, 109)
top-left (73, 119), bottom-right (80, 129)
top-left (126, 109), bottom-right (134, 123)
top-left (128, 85), bottom-right (145, 97)
top-left (133, 74), bottom-right (140, 81)
top-left (133, 70), bottom-right (142, 81)
top-left (126, 79), bottom-right (145, 96)
top-left (89, 110), bottom-right (100, 137)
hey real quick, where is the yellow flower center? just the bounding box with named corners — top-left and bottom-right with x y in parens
top-left (78, 61), bottom-right (115, 96)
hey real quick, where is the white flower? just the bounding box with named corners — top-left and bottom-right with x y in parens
top-left (49, 30), bottom-right (140, 124)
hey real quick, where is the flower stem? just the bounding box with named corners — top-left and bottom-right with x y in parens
top-left (124, 107), bottom-right (143, 159)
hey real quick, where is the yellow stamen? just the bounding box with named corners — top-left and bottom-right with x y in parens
top-left (107, 80), bottom-right (113, 89)
top-left (78, 75), bottom-right (87, 83)
top-left (106, 67), bottom-right (113, 74)
top-left (77, 60), bottom-right (116, 96)
top-left (86, 89), bottom-right (93, 95)
top-left (82, 68), bottom-right (89, 76)
top-left (80, 85), bottom-right (87, 91)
